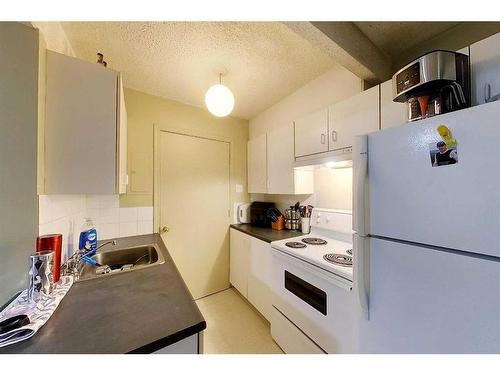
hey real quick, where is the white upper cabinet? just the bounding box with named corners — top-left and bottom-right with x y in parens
top-left (294, 108), bottom-right (329, 157)
top-left (329, 85), bottom-right (379, 150)
top-left (380, 80), bottom-right (407, 129)
top-left (44, 51), bottom-right (127, 194)
top-left (470, 32), bottom-right (500, 106)
top-left (267, 124), bottom-right (314, 195)
top-left (247, 133), bottom-right (267, 193)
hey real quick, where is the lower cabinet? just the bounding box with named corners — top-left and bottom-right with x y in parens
top-left (229, 228), bottom-right (273, 322)
top-left (247, 236), bottom-right (273, 322)
top-left (152, 333), bottom-right (202, 354)
top-left (229, 228), bottom-right (250, 297)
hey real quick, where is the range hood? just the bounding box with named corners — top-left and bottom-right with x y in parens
top-left (294, 148), bottom-right (353, 168)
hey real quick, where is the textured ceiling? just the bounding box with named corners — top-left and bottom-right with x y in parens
top-left (61, 22), bottom-right (336, 119)
top-left (354, 22), bottom-right (461, 57)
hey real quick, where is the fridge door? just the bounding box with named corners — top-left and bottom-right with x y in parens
top-left (368, 101), bottom-right (500, 257)
top-left (359, 237), bottom-right (500, 353)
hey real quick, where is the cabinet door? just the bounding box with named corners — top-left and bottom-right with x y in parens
top-left (45, 51), bottom-right (118, 194)
top-left (247, 133), bottom-right (267, 193)
top-left (117, 74), bottom-right (128, 194)
top-left (268, 124), bottom-right (294, 194)
top-left (380, 80), bottom-right (407, 129)
top-left (470, 32), bottom-right (500, 106)
top-left (247, 237), bottom-right (273, 321)
top-left (294, 108), bottom-right (329, 157)
top-left (229, 229), bottom-right (250, 297)
top-left (329, 86), bottom-right (379, 151)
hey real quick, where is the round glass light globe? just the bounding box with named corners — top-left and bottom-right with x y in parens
top-left (205, 84), bottom-right (235, 117)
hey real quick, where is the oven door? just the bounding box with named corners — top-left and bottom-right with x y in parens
top-left (270, 248), bottom-right (358, 353)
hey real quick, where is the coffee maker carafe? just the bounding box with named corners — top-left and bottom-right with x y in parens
top-left (393, 50), bottom-right (470, 122)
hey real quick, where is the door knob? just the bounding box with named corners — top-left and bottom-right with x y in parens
top-left (160, 226), bottom-right (170, 233)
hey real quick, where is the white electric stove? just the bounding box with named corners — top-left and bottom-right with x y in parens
top-left (269, 208), bottom-right (358, 354)
top-left (271, 234), bottom-right (353, 282)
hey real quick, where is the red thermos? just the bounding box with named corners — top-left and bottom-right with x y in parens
top-left (37, 234), bottom-right (63, 283)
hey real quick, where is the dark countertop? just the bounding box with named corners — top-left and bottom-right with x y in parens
top-left (0, 234), bottom-right (206, 354)
top-left (230, 224), bottom-right (302, 243)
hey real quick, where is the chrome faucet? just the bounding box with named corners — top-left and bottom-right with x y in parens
top-left (96, 240), bottom-right (117, 251)
top-left (63, 240), bottom-right (117, 279)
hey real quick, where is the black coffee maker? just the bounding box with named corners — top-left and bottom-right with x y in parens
top-left (393, 50), bottom-right (470, 122)
top-left (250, 202), bottom-right (276, 227)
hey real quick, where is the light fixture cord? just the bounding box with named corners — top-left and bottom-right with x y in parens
top-left (219, 73), bottom-right (222, 84)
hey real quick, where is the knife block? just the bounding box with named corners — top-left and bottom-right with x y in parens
top-left (271, 215), bottom-right (285, 231)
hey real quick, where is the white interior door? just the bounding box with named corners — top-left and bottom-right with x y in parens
top-left (160, 131), bottom-right (230, 299)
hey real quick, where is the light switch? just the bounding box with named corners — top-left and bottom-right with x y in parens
top-left (235, 184), bottom-right (243, 193)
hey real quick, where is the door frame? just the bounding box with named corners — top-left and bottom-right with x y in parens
top-left (153, 124), bottom-right (233, 235)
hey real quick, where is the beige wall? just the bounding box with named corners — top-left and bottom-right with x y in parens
top-left (31, 22), bottom-right (75, 57)
top-left (249, 64), bottom-right (362, 138)
top-left (120, 88), bottom-right (249, 212)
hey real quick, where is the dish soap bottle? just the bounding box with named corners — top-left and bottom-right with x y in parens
top-left (79, 218), bottom-right (98, 257)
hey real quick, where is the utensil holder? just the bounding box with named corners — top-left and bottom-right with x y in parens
top-left (272, 215), bottom-right (285, 230)
top-left (301, 217), bottom-right (311, 234)
top-left (28, 250), bottom-right (54, 303)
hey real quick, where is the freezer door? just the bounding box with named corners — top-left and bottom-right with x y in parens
top-left (359, 237), bottom-right (500, 353)
top-left (368, 101), bottom-right (500, 257)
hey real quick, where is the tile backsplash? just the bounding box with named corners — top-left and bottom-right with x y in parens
top-left (85, 195), bottom-right (153, 240)
top-left (38, 194), bottom-right (153, 262)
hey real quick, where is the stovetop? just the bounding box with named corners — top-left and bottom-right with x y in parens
top-left (272, 233), bottom-right (353, 281)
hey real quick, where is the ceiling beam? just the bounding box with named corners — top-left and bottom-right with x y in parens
top-left (284, 21), bottom-right (392, 84)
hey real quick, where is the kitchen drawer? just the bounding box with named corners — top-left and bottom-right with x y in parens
top-left (270, 306), bottom-right (325, 354)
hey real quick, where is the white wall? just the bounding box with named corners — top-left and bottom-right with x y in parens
top-left (249, 64), bottom-right (361, 211)
top-left (250, 166), bottom-right (352, 213)
top-left (314, 167), bottom-right (352, 210)
top-left (249, 64), bottom-right (362, 138)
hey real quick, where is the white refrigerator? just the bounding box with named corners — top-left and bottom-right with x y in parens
top-left (353, 100), bottom-right (500, 353)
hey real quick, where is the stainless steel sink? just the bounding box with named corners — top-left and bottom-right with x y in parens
top-left (78, 244), bottom-right (165, 281)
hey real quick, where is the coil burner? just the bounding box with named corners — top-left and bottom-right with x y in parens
top-left (323, 253), bottom-right (352, 267)
top-left (301, 238), bottom-right (327, 245)
top-left (285, 242), bottom-right (307, 249)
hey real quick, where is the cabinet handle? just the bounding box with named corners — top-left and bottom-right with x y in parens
top-left (160, 226), bottom-right (170, 233)
top-left (321, 133), bottom-right (326, 144)
top-left (331, 130), bottom-right (338, 142)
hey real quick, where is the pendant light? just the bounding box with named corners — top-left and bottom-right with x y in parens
top-left (205, 73), bottom-right (235, 117)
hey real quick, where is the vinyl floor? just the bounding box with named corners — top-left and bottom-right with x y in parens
top-left (195, 287), bottom-right (283, 354)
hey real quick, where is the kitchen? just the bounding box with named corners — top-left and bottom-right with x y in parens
top-left (1, 3), bottom-right (500, 372)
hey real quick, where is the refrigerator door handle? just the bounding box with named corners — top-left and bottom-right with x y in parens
top-left (353, 135), bottom-right (368, 235)
top-left (354, 234), bottom-right (370, 320)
